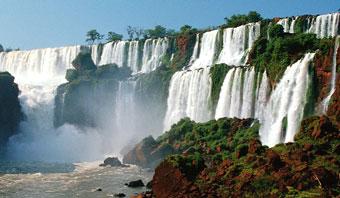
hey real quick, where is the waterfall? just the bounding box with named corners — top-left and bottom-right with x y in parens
top-left (91, 44), bottom-right (100, 65)
top-left (217, 22), bottom-right (260, 66)
top-left (141, 38), bottom-right (169, 73)
top-left (163, 30), bottom-right (219, 130)
top-left (254, 71), bottom-right (270, 121)
top-left (0, 46), bottom-right (109, 162)
top-left (127, 41), bottom-right (140, 74)
top-left (99, 41), bottom-right (127, 67)
top-left (277, 17), bottom-right (298, 33)
top-left (260, 53), bottom-right (315, 147)
top-left (113, 80), bottom-right (138, 149)
top-left (308, 13), bottom-right (340, 38)
top-left (215, 67), bottom-right (256, 119)
top-left (190, 30), bottom-right (218, 69)
top-left (0, 46), bottom-right (80, 83)
top-left (189, 34), bottom-right (200, 65)
top-left (322, 35), bottom-right (340, 113)
top-left (276, 13), bottom-right (339, 38)
top-left (163, 68), bottom-right (212, 131)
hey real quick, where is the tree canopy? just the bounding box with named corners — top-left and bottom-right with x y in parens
top-left (86, 29), bottom-right (104, 44)
top-left (224, 11), bottom-right (263, 27)
top-left (107, 32), bottom-right (123, 42)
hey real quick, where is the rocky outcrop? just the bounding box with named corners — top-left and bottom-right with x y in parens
top-left (0, 72), bottom-right (23, 147)
top-left (125, 179), bottom-right (145, 188)
top-left (123, 136), bottom-right (174, 168)
top-left (148, 116), bottom-right (339, 197)
top-left (54, 52), bottom-right (131, 128)
top-left (99, 157), bottom-right (128, 167)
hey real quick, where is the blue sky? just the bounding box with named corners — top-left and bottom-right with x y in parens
top-left (0, 0), bottom-right (338, 50)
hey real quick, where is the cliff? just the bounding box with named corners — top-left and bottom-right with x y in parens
top-left (0, 72), bottom-right (23, 147)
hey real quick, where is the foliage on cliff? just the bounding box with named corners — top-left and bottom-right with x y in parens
top-left (0, 72), bottom-right (23, 146)
top-left (249, 24), bottom-right (334, 84)
top-left (147, 115), bottom-right (339, 198)
top-left (209, 64), bottom-right (230, 109)
top-left (123, 117), bottom-right (258, 169)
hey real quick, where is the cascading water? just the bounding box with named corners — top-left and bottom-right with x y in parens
top-left (218, 22), bottom-right (261, 66)
top-left (0, 46), bottom-right (109, 162)
top-left (277, 17), bottom-right (298, 33)
top-left (141, 38), bottom-right (169, 73)
top-left (97, 38), bottom-right (168, 74)
top-left (259, 53), bottom-right (315, 147)
top-left (254, 71), bottom-right (270, 121)
top-left (215, 67), bottom-right (256, 119)
top-left (127, 41), bottom-right (140, 74)
top-left (113, 80), bottom-right (138, 150)
top-left (308, 13), bottom-right (340, 38)
top-left (278, 13), bottom-right (340, 38)
top-left (163, 29), bottom-right (219, 130)
top-left (163, 68), bottom-right (212, 131)
top-left (322, 35), bottom-right (340, 113)
top-left (99, 41), bottom-right (127, 67)
top-left (190, 30), bottom-right (218, 69)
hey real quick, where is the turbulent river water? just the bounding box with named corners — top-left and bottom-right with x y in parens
top-left (0, 161), bottom-right (152, 198)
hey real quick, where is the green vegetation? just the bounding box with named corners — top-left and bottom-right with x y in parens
top-left (148, 115), bottom-right (339, 197)
top-left (106, 31), bottom-right (123, 42)
top-left (224, 11), bottom-right (263, 28)
top-left (126, 26), bottom-right (144, 40)
top-left (249, 26), bottom-right (334, 83)
top-left (209, 64), bottom-right (230, 108)
top-left (0, 44), bottom-right (3, 52)
top-left (85, 29), bottom-right (104, 44)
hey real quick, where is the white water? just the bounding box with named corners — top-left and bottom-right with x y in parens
top-left (260, 53), bottom-right (315, 147)
top-left (98, 38), bottom-right (168, 74)
top-left (308, 13), bottom-right (340, 38)
top-left (322, 36), bottom-right (340, 113)
top-left (277, 13), bottom-right (340, 38)
top-left (277, 17), bottom-right (298, 33)
top-left (163, 68), bottom-right (212, 131)
top-left (190, 30), bottom-right (218, 69)
top-left (215, 67), bottom-right (256, 119)
top-left (99, 41), bottom-right (127, 68)
top-left (163, 30), bottom-right (220, 130)
top-left (218, 22), bottom-right (261, 66)
top-left (141, 38), bottom-right (169, 73)
top-left (254, 71), bottom-right (270, 121)
top-left (127, 41), bottom-right (140, 74)
top-left (0, 46), bottom-right (113, 162)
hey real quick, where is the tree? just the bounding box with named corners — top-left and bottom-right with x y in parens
top-left (86, 29), bottom-right (104, 44)
top-left (127, 26), bottom-right (135, 40)
top-left (248, 11), bottom-right (263, 23)
top-left (107, 32), bottom-right (123, 42)
top-left (179, 25), bottom-right (197, 35)
top-left (268, 24), bottom-right (284, 39)
top-left (135, 28), bottom-right (144, 39)
top-left (225, 11), bottom-right (262, 27)
top-left (0, 44), bottom-right (3, 52)
top-left (146, 25), bottom-right (167, 38)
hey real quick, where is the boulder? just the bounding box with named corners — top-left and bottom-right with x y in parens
top-left (71, 51), bottom-right (96, 72)
top-left (99, 157), bottom-right (128, 167)
top-left (114, 193), bottom-right (126, 197)
top-left (125, 179), bottom-right (145, 188)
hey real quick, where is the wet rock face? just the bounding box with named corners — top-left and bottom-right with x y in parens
top-left (122, 136), bottom-right (174, 168)
top-left (99, 157), bottom-right (128, 167)
top-left (0, 72), bottom-right (23, 146)
top-left (125, 180), bottom-right (145, 188)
